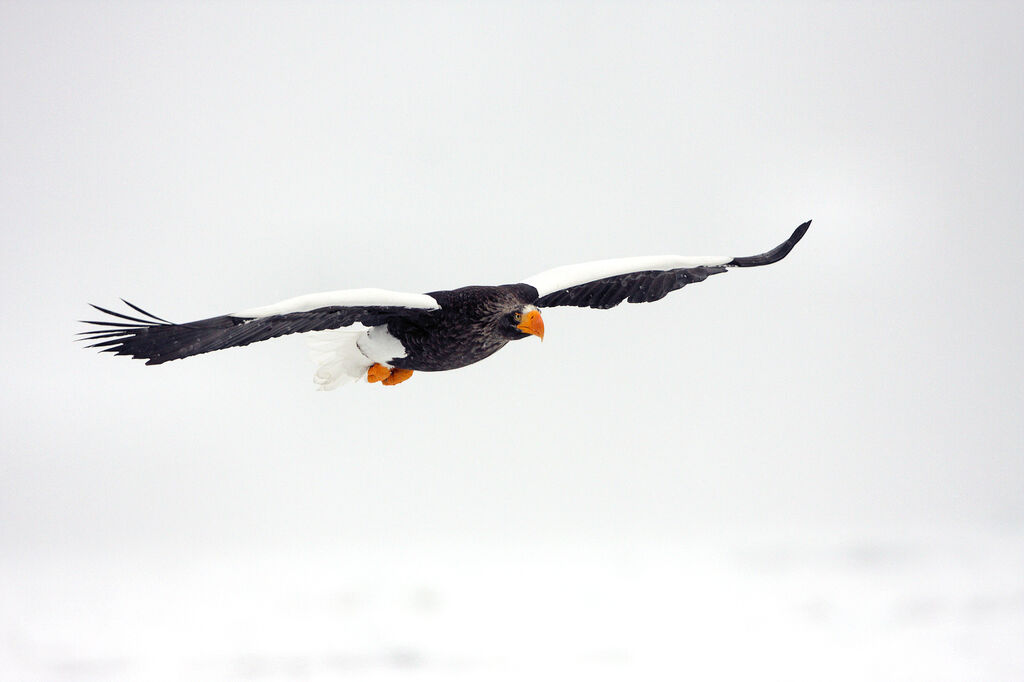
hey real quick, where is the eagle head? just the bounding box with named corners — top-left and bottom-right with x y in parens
top-left (499, 304), bottom-right (544, 341)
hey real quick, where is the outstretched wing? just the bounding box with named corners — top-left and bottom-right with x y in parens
top-left (523, 221), bottom-right (810, 309)
top-left (79, 289), bottom-right (440, 365)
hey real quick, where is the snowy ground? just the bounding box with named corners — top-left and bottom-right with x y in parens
top-left (2, 526), bottom-right (1022, 682)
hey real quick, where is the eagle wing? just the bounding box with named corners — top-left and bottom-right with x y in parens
top-left (523, 221), bottom-right (810, 309)
top-left (79, 289), bottom-right (440, 365)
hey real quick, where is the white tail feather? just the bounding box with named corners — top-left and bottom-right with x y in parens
top-left (305, 326), bottom-right (373, 391)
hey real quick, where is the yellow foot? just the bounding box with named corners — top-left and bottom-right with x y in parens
top-left (366, 363), bottom-right (391, 383)
top-left (367, 364), bottom-right (414, 386)
top-left (381, 368), bottom-right (414, 386)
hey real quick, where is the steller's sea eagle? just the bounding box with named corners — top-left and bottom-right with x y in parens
top-left (79, 220), bottom-right (810, 389)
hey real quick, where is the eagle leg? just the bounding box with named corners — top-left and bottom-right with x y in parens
top-left (381, 368), bottom-right (413, 386)
top-left (366, 363), bottom-right (392, 383)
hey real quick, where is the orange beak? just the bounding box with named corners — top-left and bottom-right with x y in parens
top-left (517, 309), bottom-right (544, 340)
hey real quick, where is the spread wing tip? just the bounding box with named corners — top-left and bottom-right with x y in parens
top-left (728, 219), bottom-right (811, 268)
top-left (77, 300), bottom-right (177, 362)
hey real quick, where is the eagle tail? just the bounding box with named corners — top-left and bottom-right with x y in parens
top-left (306, 327), bottom-right (374, 390)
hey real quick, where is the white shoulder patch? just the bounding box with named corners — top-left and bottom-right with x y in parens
top-left (523, 255), bottom-right (731, 298)
top-left (234, 288), bottom-right (439, 319)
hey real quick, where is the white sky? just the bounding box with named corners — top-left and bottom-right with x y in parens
top-left (1, 0), bottom-right (1022, 553)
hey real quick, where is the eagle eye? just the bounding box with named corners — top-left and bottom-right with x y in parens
top-left (512, 311), bottom-right (523, 322)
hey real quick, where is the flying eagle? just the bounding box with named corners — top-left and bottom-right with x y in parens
top-left (80, 220), bottom-right (810, 389)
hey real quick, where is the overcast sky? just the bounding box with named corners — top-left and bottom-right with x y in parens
top-left (1, 1), bottom-right (1022, 554)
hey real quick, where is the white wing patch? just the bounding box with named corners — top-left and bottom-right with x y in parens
top-left (234, 288), bottom-right (439, 319)
top-left (523, 255), bottom-right (731, 298)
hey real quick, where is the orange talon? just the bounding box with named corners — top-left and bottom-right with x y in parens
top-left (381, 368), bottom-right (413, 386)
top-left (366, 363), bottom-right (392, 383)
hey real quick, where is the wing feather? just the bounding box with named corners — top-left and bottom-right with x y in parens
top-left (80, 289), bottom-right (439, 365)
top-left (528, 221), bottom-right (810, 309)
top-left (523, 255), bottom-right (730, 300)
top-left (233, 288), bottom-right (438, 318)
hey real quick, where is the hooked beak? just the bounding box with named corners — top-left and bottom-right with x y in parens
top-left (517, 309), bottom-right (544, 341)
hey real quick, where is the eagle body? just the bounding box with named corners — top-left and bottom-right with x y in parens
top-left (389, 284), bottom-right (538, 372)
top-left (80, 221), bottom-right (811, 388)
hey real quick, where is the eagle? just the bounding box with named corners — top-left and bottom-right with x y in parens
top-left (80, 220), bottom-right (810, 389)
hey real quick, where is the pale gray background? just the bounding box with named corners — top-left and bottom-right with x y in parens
top-left (2, 2), bottom-right (1022, 680)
